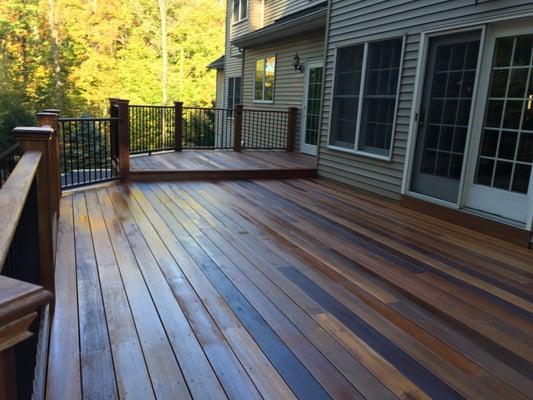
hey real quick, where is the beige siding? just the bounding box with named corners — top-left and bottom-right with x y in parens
top-left (263, 0), bottom-right (325, 25)
top-left (319, 0), bottom-right (533, 199)
top-left (230, 0), bottom-right (326, 40)
top-left (242, 29), bottom-right (325, 150)
top-left (224, 0), bottom-right (243, 110)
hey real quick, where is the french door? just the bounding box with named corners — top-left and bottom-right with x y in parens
top-left (410, 31), bottom-right (481, 203)
top-left (301, 62), bottom-right (323, 156)
top-left (464, 21), bottom-right (533, 225)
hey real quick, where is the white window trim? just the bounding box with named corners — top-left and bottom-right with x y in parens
top-left (232, 0), bottom-right (248, 24)
top-left (253, 55), bottom-right (276, 104)
top-left (326, 35), bottom-right (406, 162)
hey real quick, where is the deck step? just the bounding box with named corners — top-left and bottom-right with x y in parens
top-left (129, 168), bottom-right (317, 181)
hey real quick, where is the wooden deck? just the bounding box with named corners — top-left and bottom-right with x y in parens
top-left (46, 178), bottom-right (533, 400)
top-left (129, 150), bottom-right (317, 180)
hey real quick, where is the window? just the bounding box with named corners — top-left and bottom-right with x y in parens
top-left (233, 0), bottom-right (247, 23)
top-left (254, 56), bottom-right (276, 102)
top-left (227, 77), bottom-right (242, 117)
top-left (475, 34), bottom-right (533, 194)
top-left (329, 38), bottom-right (403, 157)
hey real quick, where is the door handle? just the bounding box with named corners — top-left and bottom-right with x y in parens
top-left (416, 110), bottom-right (425, 127)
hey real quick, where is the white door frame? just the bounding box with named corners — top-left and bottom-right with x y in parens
top-left (462, 19), bottom-right (533, 228)
top-left (300, 61), bottom-right (323, 156)
top-left (403, 25), bottom-right (486, 209)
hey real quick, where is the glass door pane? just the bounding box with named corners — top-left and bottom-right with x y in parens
top-left (302, 65), bottom-right (323, 155)
top-left (474, 34), bottom-right (533, 194)
top-left (411, 32), bottom-right (481, 203)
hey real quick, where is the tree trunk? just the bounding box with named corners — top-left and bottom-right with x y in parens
top-left (158, 0), bottom-right (168, 105)
top-left (179, 46), bottom-right (184, 99)
top-left (48, 0), bottom-right (61, 108)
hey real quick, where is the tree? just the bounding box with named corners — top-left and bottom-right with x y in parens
top-left (0, 0), bottom-right (225, 151)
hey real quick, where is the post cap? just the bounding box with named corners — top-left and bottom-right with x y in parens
top-left (14, 126), bottom-right (54, 140)
top-left (36, 112), bottom-right (59, 118)
top-left (42, 108), bottom-right (60, 114)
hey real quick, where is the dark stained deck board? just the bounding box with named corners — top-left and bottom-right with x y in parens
top-left (176, 181), bottom-right (530, 399)
top-left (48, 178), bottom-right (533, 400)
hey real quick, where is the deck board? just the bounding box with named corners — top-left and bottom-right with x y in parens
top-left (48, 178), bottom-right (533, 400)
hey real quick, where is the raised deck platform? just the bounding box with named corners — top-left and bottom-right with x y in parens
top-left (129, 150), bottom-right (317, 181)
top-left (47, 178), bottom-right (533, 400)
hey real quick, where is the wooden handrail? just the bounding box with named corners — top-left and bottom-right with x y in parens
top-left (0, 151), bottom-right (42, 270)
top-left (0, 276), bottom-right (52, 335)
top-left (0, 139), bottom-right (54, 400)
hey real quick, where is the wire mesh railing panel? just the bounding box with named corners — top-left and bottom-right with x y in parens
top-left (1, 175), bottom-right (41, 400)
top-left (0, 143), bottom-right (22, 189)
top-left (182, 107), bottom-right (233, 149)
top-left (242, 109), bottom-right (289, 150)
top-left (58, 118), bottom-right (119, 189)
top-left (129, 105), bottom-right (175, 154)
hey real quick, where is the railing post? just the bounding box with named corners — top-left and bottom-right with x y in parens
top-left (14, 127), bottom-right (56, 295)
top-left (287, 107), bottom-right (298, 152)
top-left (36, 110), bottom-right (61, 217)
top-left (116, 99), bottom-right (130, 179)
top-left (174, 101), bottom-right (183, 152)
top-left (234, 104), bottom-right (243, 152)
top-left (0, 347), bottom-right (17, 399)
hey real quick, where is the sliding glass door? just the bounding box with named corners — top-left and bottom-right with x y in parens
top-left (410, 31), bottom-right (481, 203)
top-left (464, 22), bottom-right (533, 224)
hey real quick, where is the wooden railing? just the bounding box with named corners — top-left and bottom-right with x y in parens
top-left (126, 101), bottom-right (298, 155)
top-left (40, 99), bottom-right (299, 188)
top-left (58, 117), bottom-right (119, 189)
top-left (0, 125), bottom-right (58, 400)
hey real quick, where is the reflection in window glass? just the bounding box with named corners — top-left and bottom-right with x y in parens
top-left (475, 34), bottom-right (533, 194)
top-left (233, 0), bottom-right (247, 22)
top-left (329, 38), bottom-right (403, 155)
top-left (329, 45), bottom-right (364, 148)
top-left (254, 56), bottom-right (276, 102)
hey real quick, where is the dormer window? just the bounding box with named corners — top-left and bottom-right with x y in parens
top-left (233, 0), bottom-right (247, 23)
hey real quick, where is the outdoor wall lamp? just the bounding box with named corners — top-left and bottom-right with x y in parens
top-left (293, 53), bottom-right (304, 73)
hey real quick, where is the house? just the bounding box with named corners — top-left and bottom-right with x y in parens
top-left (2, 2), bottom-right (532, 399)
top-left (209, 0), bottom-right (328, 155)
top-left (210, 0), bottom-right (533, 243)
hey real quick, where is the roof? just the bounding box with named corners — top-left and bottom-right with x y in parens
top-left (232, 2), bottom-right (327, 49)
top-left (207, 55), bottom-right (225, 70)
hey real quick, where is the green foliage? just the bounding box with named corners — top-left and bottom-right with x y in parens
top-left (0, 0), bottom-right (225, 151)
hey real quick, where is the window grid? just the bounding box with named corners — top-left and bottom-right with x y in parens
top-left (359, 39), bottom-right (401, 155)
top-left (254, 56), bottom-right (275, 102)
top-left (227, 77), bottom-right (241, 118)
top-left (475, 35), bottom-right (533, 194)
top-left (421, 40), bottom-right (478, 180)
top-left (329, 45), bottom-right (364, 149)
top-left (305, 67), bottom-right (323, 146)
top-left (233, 0), bottom-right (247, 22)
top-left (329, 38), bottom-right (403, 157)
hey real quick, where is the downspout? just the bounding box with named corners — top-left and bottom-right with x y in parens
top-left (241, 48), bottom-right (246, 104)
top-left (316, 0), bottom-right (333, 167)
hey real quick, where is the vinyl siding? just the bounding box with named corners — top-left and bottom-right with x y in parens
top-left (263, 0), bottom-right (325, 25)
top-left (242, 29), bottom-right (325, 150)
top-left (318, 0), bottom-right (533, 199)
top-left (224, 0), bottom-right (243, 110)
top-left (230, 0), bottom-right (326, 40)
